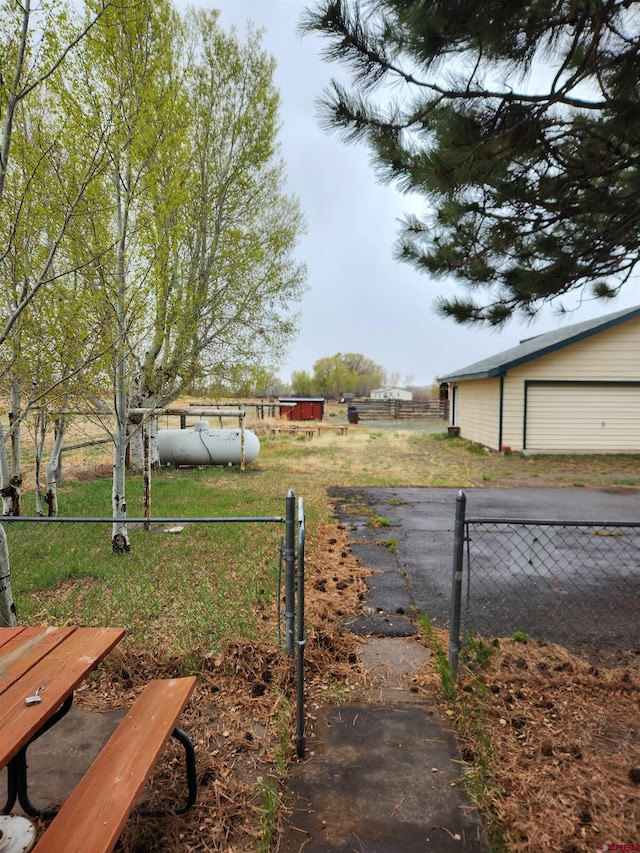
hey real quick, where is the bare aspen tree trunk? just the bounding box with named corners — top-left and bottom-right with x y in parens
top-left (112, 345), bottom-right (130, 552)
top-left (0, 428), bottom-right (10, 516)
top-left (0, 524), bottom-right (17, 626)
top-left (129, 397), bottom-right (161, 471)
top-left (149, 416), bottom-right (160, 469)
top-left (7, 386), bottom-right (22, 516)
top-left (143, 419), bottom-right (151, 528)
top-left (112, 365), bottom-right (129, 553)
top-left (111, 175), bottom-right (130, 555)
top-left (9, 385), bottom-right (20, 476)
top-left (0, 426), bottom-right (19, 516)
top-left (34, 408), bottom-right (46, 515)
top-left (44, 417), bottom-right (66, 517)
top-left (127, 406), bottom-right (143, 473)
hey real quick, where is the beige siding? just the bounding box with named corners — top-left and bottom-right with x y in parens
top-left (514, 317), bottom-right (640, 381)
top-left (456, 316), bottom-right (640, 452)
top-left (454, 379), bottom-right (501, 448)
top-left (525, 384), bottom-right (640, 452)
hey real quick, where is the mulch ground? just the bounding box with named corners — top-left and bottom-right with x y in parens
top-left (417, 631), bottom-right (640, 853)
top-left (45, 513), bottom-right (640, 852)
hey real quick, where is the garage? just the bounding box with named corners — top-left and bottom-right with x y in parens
top-left (438, 305), bottom-right (640, 453)
top-left (524, 381), bottom-right (640, 452)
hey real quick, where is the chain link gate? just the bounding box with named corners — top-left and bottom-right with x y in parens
top-left (449, 491), bottom-right (640, 674)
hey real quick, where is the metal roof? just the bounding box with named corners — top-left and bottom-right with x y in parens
top-left (278, 397), bottom-right (325, 402)
top-left (438, 304), bottom-right (640, 382)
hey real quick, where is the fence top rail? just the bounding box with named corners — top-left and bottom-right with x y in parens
top-left (0, 516), bottom-right (285, 524)
top-left (466, 517), bottom-right (640, 529)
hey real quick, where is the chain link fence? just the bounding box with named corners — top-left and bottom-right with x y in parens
top-left (1, 493), bottom-right (310, 754)
top-left (449, 492), bottom-right (640, 667)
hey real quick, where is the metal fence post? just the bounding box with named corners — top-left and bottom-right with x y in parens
top-left (449, 490), bottom-right (466, 677)
top-left (295, 497), bottom-right (306, 757)
top-left (284, 489), bottom-right (296, 657)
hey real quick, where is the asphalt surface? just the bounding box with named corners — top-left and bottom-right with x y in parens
top-left (330, 486), bottom-right (640, 653)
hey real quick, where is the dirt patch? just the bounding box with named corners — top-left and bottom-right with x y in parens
top-left (416, 633), bottom-right (640, 853)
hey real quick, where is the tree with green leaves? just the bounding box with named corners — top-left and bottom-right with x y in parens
top-left (0, 0), bottom-right (110, 346)
top-left (0, 0), bottom-right (111, 622)
top-left (311, 352), bottom-right (385, 398)
top-left (302, 0), bottom-right (640, 325)
top-left (134, 11), bottom-right (306, 411)
top-left (312, 354), bottom-right (354, 399)
top-left (0, 0), bottom-right (305, 550)
top-left (341, 353), bottom-right (385, 396)
top-left (74, 0), bottom-right (183, 552)
top-left (73, 3), bottom-right (305, 546)
top-left (291, 369), bottom-right (314, 397)
top-left (0, 75), bottom-right (112, 516)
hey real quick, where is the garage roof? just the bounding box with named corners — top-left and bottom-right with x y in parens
top-left (439, 304), bottom-right (640, 382)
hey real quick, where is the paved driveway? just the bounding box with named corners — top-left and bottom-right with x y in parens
top-left (330, 487), bottom-right (640, 653)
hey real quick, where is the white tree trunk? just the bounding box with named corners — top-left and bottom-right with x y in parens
top-left (128, 398), bottom-right (160, 472)
top-left (9, 384), bottom-right (21, 479)
top-left (128, 413), bottom-right (144, 473)
top-left (142, 419), bottom-right (151, 528)
top-left (112, 348), bottom-right (130, 552)
top-left (0, 426), bottom-right (19, 517)
top-left (149, 416), bottom-right (160, 469)
top-left (0, 524), bottom-right (17, 627)
top-left (111, 166), bottom-right (130, 555)
top-left (34, 409), bottom-right (46, 516)
top-left (44, 417), bottom-right (66, 518)
top-left (6, 385), bottom-right (22, 516)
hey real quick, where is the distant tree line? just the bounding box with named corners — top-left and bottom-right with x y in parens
top-left (291, 353), bottom-right (388, 399)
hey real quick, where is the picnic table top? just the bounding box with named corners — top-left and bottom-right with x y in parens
top-left (0, 626), bottom-right (125, 769)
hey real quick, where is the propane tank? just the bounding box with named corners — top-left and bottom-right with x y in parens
top-left (157, 420), bottom-right (260, 466)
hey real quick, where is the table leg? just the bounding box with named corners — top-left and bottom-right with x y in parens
top-left (3, 695), bottom-right (73, 818)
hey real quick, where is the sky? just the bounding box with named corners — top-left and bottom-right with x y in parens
top-left (176, 0), bottom-right (639, 388)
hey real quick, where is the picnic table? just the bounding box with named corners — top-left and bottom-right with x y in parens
top-left (0, 626), bottom-right (197, 853)
top-left (262, 423), bottom-right (320, 438)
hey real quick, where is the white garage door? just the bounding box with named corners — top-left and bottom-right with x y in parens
top-left (525, 383), bottom-right (640, 452)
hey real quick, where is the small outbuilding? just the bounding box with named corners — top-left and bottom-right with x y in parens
top-left (370, 386), bottom-right (413, 401)
top-left (279, 397), bottom-right (325, 421)
top-left (438, 305), bottom-right (640, 454)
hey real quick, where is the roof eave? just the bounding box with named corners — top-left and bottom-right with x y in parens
top-left (440, 306), bottom-right (640, 383)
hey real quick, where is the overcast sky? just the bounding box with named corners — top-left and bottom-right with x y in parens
top-left (176, 0), bottom-right (639, 387)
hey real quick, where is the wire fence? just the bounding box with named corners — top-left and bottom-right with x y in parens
top-left (449, 492), bottom-right (640, 670)
top-left (1, 491), bottom-right (309, 753)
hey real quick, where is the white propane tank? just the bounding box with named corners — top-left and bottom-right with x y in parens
top-left (157, 420), bottom-right (260, 466)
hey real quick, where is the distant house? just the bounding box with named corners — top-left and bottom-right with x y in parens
top-left (370, 386), bottom-right (413, 401)
top-left (438, 305), bottom-right (640, 454)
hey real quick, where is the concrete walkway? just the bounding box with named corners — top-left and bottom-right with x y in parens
top-left (279, 634), bottom-right (489, 852)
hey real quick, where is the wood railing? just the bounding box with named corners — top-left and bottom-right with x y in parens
top-left (352, 399), bottom-right (448, 420)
